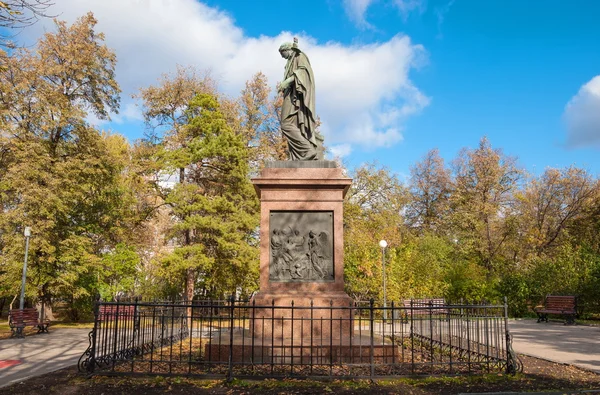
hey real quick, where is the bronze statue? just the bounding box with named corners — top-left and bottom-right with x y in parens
top-left (278, 38), bottom-right (324, 160)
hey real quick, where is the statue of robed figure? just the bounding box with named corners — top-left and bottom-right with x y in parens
top-left (278, 38), bottom-right (324, 160)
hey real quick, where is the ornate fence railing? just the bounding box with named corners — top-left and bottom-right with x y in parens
top-left (79, 298), bottom-right (521, 379)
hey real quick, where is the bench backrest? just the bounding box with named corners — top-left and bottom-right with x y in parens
top-left (403, 298), bottom-right (447, 309)
top-left (545, 295), bottom-right (576, 311)
top-left (9, 308), bottom-right (40, 325)
top-left (97, 304), bottom-right (136, 321)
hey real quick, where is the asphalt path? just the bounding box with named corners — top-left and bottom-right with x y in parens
top-left (0, 319), bottom-right (599, 388)
top-left (0, 328), bottom-right (90, 388)
top-left (509, 318), bottom-right (600, 373)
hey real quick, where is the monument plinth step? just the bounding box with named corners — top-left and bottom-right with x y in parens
top-left (205, 333), bottom-right (399, 364)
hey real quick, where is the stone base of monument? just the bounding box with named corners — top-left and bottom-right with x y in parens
top-left (205, 333), bottom-right (400, 364)
top-left (227, 162), bottom-right (378, 365)
top-left (250, 292), bottom-right (354, 341)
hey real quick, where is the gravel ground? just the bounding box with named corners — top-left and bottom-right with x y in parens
top-left (3, 354), bottom-right (600, 394)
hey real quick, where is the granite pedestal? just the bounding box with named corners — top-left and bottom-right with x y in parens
top-left (204, 162), bottom-right (398, 363)
top-left (250, 162), bottom-right (353, 342)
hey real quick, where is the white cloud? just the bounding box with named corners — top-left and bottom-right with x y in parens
top-left (393, 0), bottom-right (427, 21)
top-left (112, 102), bottom-right (145, 124)
top-left (435, 0), bottom-right (455, 39)
top-left (342, 0), bottom-right (375, 28)
top-left (343, 0), bottom-right (426, 28)
top-left (23, 0), bottom-right (428, 151)
top-left (329, 144), bottom-right (353, 159)
top-left (564, 76), bottom-right (600, 148)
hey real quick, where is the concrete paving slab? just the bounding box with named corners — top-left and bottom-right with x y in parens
top-left (509, 319), bottom-right (600, 373)
top-left (1, 319), bottom-right (599, 388)
top-left (0, 328), bottom-right (90, 388)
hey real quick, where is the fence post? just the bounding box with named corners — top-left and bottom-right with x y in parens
top-left (83, 294), bottom-right (101, 374)
top-left (251, 298), bottom-right (255, 366)
top-left (369, 298), bottom-right (374, 381)
top-left (290, 300), bottom-right (295, 376)
top-left (310, 299), bottom-right (314, 374)
top-left (329, 299), bottom-right (333, 378)
top-left (271, 299), bottom-right (275, 375)
top-left (448, 300), bottom-right (453, 374)
top-left (504, 296), bottom-right (521, 374)
top-left (134, 297), bottom-right (139, 333)
top-left (391, 300), bottom-right (395, 365)
top-left (131, 297), bottom-right (139, 373)
top-left (410, 299), bottom-right (415, 375)
top-left (227, 293), bottom-right (235, 381)
top-left (111, 298), bottom-right (120, 372)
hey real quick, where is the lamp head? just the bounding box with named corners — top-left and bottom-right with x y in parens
top-left (379, 240), bottom-right (387, 249)
top-left (24, 227), bottom-right (32, 237)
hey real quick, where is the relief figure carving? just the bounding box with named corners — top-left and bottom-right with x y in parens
top-left (270, 226), bottom-right (333, 282)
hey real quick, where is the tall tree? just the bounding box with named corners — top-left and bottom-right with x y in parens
top-left (450, 137), bottom-right (522, 271)
top-left (343, 163), bottom-right (408, 301)
top-left (518, 167), bottom-right (598, 257)
top-left (406, 149), bottom-right (452, 234)
top-left (238, 72), bottom-right (287, 172)
top-left (156, 94), bottom-right (259, 299)
top-left (137, 66), bottom-right (219, 300)
top-left (0, 13), bottom-right (125, 310)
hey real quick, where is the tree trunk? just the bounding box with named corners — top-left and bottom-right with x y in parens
top-left (35, 300), bottom-right (55, 321)
top-left (0, 297), bottom-right (6, 319)
top-left (185, 268), bottom-right (194, 318)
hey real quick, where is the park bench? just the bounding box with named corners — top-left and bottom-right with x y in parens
top-left (534, 295), bottom-right (577, 325)
top-left (402, 298), bottom-right (448, 322)
top-left (97, 304), bottom-right (136, 321)
top-left (8, 308), bottom-right (50, 338)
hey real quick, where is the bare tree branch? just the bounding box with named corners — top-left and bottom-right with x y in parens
top-left (1, 0), bottom-right (55, 48)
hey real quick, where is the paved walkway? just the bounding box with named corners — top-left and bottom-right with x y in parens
top-left (0, 328), bottom-right (90, 388)
top-left (509, 319), bottom-right (600, 373)
top-left (0, 320), bottom-right (599, 387)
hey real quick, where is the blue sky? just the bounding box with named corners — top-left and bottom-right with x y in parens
top-left (19, 0), bottom-right (600, 178)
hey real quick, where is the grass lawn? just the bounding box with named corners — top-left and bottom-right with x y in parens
top-left (3, 354), bottom-right (600, 394)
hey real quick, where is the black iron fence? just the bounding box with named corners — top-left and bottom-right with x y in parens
top-left (79, 298), bottom-right (522, 379)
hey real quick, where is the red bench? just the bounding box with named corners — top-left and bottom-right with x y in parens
top-left (97, 304), bottom-right (136, 321)
top-left (534, 295), bottom-right (577, 325)
top-left (402, 298), bottom-right (448, 321)
top-left (9, 308), bottom-right (51, 338)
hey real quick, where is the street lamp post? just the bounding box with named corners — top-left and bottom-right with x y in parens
top-left (19, 227), bottom-right (32, 310)
top-left (379, 239), bottom-right (388, 322)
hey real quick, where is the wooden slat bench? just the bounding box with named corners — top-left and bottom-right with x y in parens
top-left (9, 308), bottom-right (51, 338)
top-left (534, 295), bottom-right (577, 325)
top-left (97, 304), bottom-right (136, 321)
top-left (402, 298), bottom-right (448, 321)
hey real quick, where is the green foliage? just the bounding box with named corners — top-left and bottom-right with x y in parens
top-left (497, 273), bottom-right (530, 316)
top-left (401, 234), bottom-right (452, 299)
top-left (2, 14), bottom-right (599, 321)
top-left (98, 243), bottom-right (140, 300)
top-left (0, 14), bottom-right (146, 318)
top-left (152, 93), bottom-right (259, 299)
top-left (343, 163), bottom-right (407, 301)
top-left (581, 250), bottom-right (600, 315)
top-left (444, 259), bottom-right (496, 303)
top-left (527, 245), bottom-right (580, 301)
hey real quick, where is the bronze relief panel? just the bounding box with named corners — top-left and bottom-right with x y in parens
top-left (269, 211), bottom-right (334, 282)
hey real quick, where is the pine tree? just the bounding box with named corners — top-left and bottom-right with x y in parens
top-left (0, 13), bottom-right (130, 314)
top-left (145, 93), bottom-right (259, 300)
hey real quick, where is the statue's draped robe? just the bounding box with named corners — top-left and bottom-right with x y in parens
top-left (281, 51), bottom-right (323, 160)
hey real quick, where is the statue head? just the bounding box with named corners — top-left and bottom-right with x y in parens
top-left (279, 38), bottom-right (300, 59)
top-left (279, 42), bottom-right (293, 51)
top-left (278, 43), bottom-right (294, 59)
